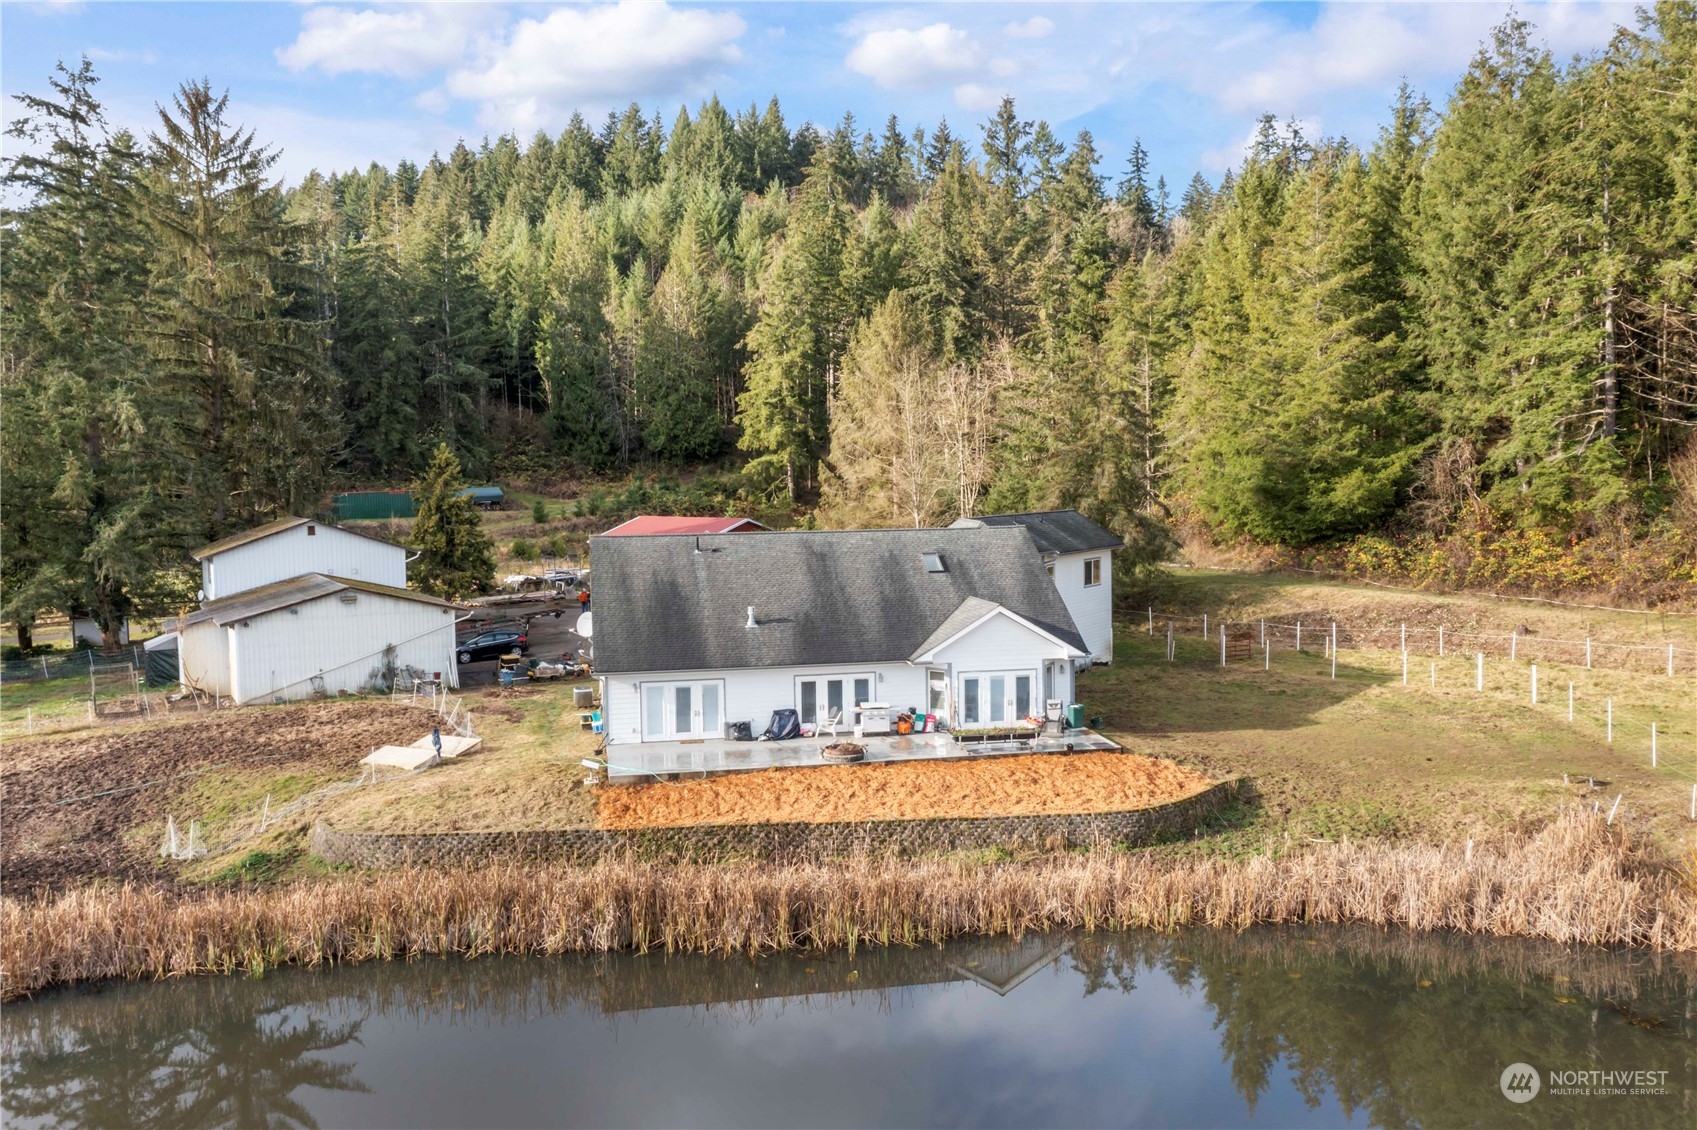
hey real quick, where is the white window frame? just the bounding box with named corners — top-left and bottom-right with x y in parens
top-left (1083, 557), bottom-right (1103, 587)
top-left (639, 679), bottom-right (725, 741)
top-left (794, 672), bottom-right (875, 727)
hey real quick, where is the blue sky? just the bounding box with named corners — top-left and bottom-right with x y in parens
top-left (3, 2), bottom-right (1640, 193)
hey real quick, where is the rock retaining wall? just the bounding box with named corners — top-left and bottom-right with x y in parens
top-left (309, 777), bottom-right (1249, 868)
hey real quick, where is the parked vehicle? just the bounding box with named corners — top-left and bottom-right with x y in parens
top-left (543, 569), bottom-right (579, 586)
top-left (455, 629), bottom-right (528, 664)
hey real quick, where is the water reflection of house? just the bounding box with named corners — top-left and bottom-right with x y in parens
top-left (593, 933), bottom-right (1072, 1015)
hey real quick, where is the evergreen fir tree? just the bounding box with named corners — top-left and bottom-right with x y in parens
top-left (409, 443), bottom-right (496, 599)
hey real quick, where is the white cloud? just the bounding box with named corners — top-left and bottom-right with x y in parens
top-left (845, 22), bottom-right (983, 90)
top-left (446, 1), bottom-right (745, 131)
top-left (276, 4), bottom-right (495, 79)
top-left (1212, 3), bottom-right (1624, 115)
top-left (953, 82), bottom-right (1007, 113)
top-left (1004, 16), bottom-right (1055, 40)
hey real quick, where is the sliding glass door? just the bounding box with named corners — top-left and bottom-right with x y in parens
top-left (640, 680), bottom-right (723, 740)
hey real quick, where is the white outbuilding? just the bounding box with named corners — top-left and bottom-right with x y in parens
top-left (191, 516), bottom-right (407, 600)
top-left (172, 516), bottom-right (463, 704)
top-left (175, 574), bottom-right (462, 703)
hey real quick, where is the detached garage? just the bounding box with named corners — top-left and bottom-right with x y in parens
top-left (173, 574), bottom-right (463, 704)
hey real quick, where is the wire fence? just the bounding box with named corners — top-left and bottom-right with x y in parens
top-left (1133, 608), bottom-right (1697, 676)
top-left (1136, 608), bottom-right (1697, 813)
top-left (1, 644), bottom-right (151, 684)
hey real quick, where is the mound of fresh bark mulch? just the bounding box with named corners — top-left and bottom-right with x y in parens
top-left (596, 752), bottom-right (1213, 829)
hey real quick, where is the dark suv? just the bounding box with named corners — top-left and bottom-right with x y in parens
top-left (455, 629), bottom-right (528, 664)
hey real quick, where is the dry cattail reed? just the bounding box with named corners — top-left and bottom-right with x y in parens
top-left (3, 809), bottom-right (1692, 1001)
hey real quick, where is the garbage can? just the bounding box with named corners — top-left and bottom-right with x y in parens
top-left (573, 685), bottom-right (595, 709)
top-left (1065, 703), bottom-right (1085, 729)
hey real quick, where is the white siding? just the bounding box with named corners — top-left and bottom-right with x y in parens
top-left (933, 611), bottom-right (1074, 721)
top-left (202, 524), bottom-right (407, 599)
top-left (226, 591), bottom-right (460, 704)
top-left (603, 615), bottom-right (1080, 743)
top-left (177, 620), bottom-right (232, 696)
top-left (604, 662), bottom-right (929, 746)
top-left (1051, 549), bottom-right (1113, 664)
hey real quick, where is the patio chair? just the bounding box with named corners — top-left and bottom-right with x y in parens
top-left (819, 707), bottom-right (844, 739)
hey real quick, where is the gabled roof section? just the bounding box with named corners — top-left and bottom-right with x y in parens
top-left (173, 574), bottom-right (458, 629)
top-left (950, 510), bottom-right (1124, 556)
top-left (602, 515), bottom-right (769, 536)
top-left (590, 527), bottom-right (1087, 675)
top-left (908, 597), bottom-right (1087, 662)
top-left (191, 516), bottom-right (402, 561)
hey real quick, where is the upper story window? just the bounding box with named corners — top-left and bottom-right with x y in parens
top-left (1083, 557), bottom-right (1102, 587)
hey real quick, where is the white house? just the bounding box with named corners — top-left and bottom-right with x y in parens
top-left (590, 528), bottom-right (1089, 747)
top-left (951, 510), bottom-right (1122, 666)
top-left (170, 517), bottom-right (461, 704)
top-left (191, 516), bottom-right (407, 601)
top-left (174, 574), bottom-right (462, 704)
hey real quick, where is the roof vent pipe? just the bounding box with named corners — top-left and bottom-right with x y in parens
top-left (746, 605), bottom-right (757, 628)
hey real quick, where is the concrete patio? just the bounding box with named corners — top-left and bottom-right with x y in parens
top-left (601, 727), bottom-right (1122, 783)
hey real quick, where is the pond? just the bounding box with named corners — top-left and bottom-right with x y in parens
top-left (4, 926), bottom-right (1693, 1128)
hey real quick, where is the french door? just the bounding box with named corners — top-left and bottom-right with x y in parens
top-left (641, 680), bottom-right (723, 740)
top-left (796, 673), bottom-right (873, 726)
top-left (958, 670), bottom-right (1035, 727)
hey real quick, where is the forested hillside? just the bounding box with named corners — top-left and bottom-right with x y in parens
top-left (4, 7), bottom-right (1696, 644)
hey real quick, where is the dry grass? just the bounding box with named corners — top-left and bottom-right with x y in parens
top-left (5, 808), bottom-right (1693, 1001)
top-left (595, 753), bottom-right (1213, 829)
top-left (282, 685), bottom-right (599, 837)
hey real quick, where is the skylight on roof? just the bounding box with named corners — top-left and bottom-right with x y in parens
top-left (923, 552), bottom-right (946, 573)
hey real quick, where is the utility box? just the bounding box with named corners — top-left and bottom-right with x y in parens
top-left (1066, 703), bottom-right (1085, 729)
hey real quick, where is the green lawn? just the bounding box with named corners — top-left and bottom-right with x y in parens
top-left (1083, 573), bottom-right (1697, 855)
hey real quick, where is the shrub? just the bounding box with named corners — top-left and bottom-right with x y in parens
top-left (531, 498), bottom-right (549, 524)
top-left (509, 537), bottom-right (538, 561)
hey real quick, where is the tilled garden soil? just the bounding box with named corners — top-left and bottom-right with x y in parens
top-left (1, 701), bottom-right (431, 894)
top-left (596, 752), bottom-right (1214, 829)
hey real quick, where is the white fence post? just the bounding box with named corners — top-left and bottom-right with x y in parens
top-left (1220, 625), bottom-right (1227, 668)
top-left (1429, 661), bottom-right (1436, 688)
top-left (1264, 641), bottom-right (1270, 671)
top-left (1147, 607), bottom-right (1153, 635)
top-left (1586, 637), bottom-right (1592, 668)
top-left (1510, 632), bottom-right (1517, 662)
top-left (1296, 621), bottom-right (1302, 651)
top-left (1202, 613), bottom-right (1208, 639)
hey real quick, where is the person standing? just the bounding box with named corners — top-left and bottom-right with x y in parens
top-left (578, 586), bottom-right (590, 612)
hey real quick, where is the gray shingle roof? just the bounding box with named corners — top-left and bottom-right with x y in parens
top-left (171, 574), bottom-right (458, 629)
top-left (589, 528), bottom-right (1087, 674)
top-left (950, 510), bottom-right (1124, 555)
